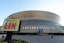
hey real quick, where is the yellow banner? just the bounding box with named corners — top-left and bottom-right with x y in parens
top-left (1, 19), bottom-right (20, 31)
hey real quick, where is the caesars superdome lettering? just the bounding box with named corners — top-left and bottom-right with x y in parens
top-left (1, 19), bottom-right (20, 31)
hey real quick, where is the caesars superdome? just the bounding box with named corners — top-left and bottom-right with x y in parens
top-left (7, 10), bottom-right (60, 33)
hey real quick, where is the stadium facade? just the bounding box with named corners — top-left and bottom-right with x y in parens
top-left (7, 10), bottom-right (61, 33)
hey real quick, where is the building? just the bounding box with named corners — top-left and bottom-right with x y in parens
top-left (0, 10), bottom-right (64, 43)
top-left (7, 10), bottom-right (61, 33)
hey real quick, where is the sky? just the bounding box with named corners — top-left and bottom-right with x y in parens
top-left (0, 0), bottom-right (64, 26)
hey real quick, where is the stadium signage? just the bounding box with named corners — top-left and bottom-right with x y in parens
top-left (1, 19), bottom-right (20, 31)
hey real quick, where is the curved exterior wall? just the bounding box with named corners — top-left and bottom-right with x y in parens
top-left (8, 10), bottom-right (60, 22)
top-left (7, 10), bottom-right (61, 33)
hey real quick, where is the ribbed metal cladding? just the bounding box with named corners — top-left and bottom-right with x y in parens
top-left (7, 10), bottom-right (60, 23)
top-left (7, 10), bottom-right (60, 33)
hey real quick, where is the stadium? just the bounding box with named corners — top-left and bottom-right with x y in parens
top-left (7, 10), bottom-right (61, 33)
top-left (0, 10), bottom-right (64, 43)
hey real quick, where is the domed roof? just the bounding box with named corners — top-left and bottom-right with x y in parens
top-left (7, 10), bottom-right (60, 22)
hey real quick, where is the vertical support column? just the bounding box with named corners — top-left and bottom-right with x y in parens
top-left (5, 31), bottom-right (13, 43)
